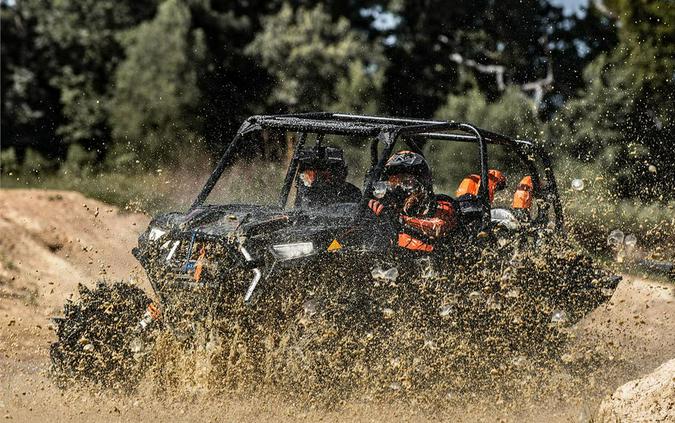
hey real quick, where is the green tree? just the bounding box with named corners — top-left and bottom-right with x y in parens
top-left (550, 0), bottom-right (674, 200)
top-left (109, 0), bottom-right (205, 165)
top-left (2, 0), bottom-right (65, 160)
top-left (246, 3), bottom-right (384, 112)
top-left (436, 86), bottom-right (542, 139)
top-left (44, 0), bottom-right (157, 151)
top-left (378, 0), bottom-right (616, 117)
top-left (188, 0), bottom-right (280, 151)
top-left (331, 60), bottom-right (384, 114)
top-left (1, 0), bottom-right (157, 161)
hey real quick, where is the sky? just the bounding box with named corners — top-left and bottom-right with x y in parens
top-left (550, 0), bottom-right (590, 16)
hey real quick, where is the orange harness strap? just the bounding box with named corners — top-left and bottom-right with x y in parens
top-left (400, 200), bottom-right (456, 238)
top-left (368, 199), bottom-right (385, 216)
top-left (397, 233), bottom-right (434, 252)
top-left (396, 200), bottom-right (457, 252)
top-left (456, 174), bottom-right (481, 198)
top-left (146, 303), bottom-right (161, 320)
top-left (193, 246), bottom-right (206, 281)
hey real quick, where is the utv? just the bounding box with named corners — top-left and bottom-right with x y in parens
top-left (50, 113), bottom-right (620, 389)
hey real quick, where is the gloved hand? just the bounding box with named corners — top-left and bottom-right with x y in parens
top-left (368, 199), bottom-right (385, 216)
top-left (368, 199), bottom-right (399, 245)
top-left (402, 191), bottom-right (430, 215)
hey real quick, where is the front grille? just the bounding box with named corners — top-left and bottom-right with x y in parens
top-left (145, 235), bottom-right (244, 288)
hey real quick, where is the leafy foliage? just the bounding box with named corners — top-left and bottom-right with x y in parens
top-left (378, 0), bottom-right (615, 117)
top-left (437, 86), bottom-right (542, 139)
top-left (431, 87), bottom-right (543, 189)
top-left (549, 0), bottom-right (674, 200)
top-left (0, 0), bottom-right (157, 159)
top-left (110, 0), bottom-right (205, 165)
top-left (246, 3), bottom-right (383, 111)
top-left (1, 0), bottom-right (672, 201)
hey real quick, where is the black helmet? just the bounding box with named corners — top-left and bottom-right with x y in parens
top-left (383, 151), bottom-right (431, 187)
top-left (298, 146), bottom-right (348, 180)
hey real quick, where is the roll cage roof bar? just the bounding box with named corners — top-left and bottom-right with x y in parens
top-left (191, 113), bottom-right (564, 232)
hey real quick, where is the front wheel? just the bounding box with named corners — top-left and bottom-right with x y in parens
top-left (50, 281), bottom-right (156, 389)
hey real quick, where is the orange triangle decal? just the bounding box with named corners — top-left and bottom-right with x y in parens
top-left (327, 239), bottom-right (342, 251)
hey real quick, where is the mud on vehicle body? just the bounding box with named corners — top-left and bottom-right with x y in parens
top-left (50, 113), bottom-right (620, 389)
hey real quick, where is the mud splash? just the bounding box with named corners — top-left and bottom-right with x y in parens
top-left (53, 232), bottom-right (620, 410)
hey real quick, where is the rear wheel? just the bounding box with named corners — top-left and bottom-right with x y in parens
top-left (50, 281), bottom-right (155, 389)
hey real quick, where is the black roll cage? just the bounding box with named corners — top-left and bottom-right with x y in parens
top-left (190, 112), bottom-right (564, 232)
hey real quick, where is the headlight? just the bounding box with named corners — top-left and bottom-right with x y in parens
top-left (148, 227), bottom-right (167, 241)
top-left (271, 242), bottom-right (315, 260)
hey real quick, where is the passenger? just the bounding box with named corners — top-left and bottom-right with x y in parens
top-left (368, 151), bottom-right (457, 252)
top-left (457, 171), bottom-right (535, 220)
top-left (455, 169), bottom-right (507, 203)
top-left (296, 146), bottom-right (361, 208)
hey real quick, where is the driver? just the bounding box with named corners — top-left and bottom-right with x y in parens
top-left (296, 146), bottom-right (361, 208)
top-left (368, 151), bottom-right (457, 252)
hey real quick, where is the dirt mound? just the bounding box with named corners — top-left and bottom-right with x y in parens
top-left (571, 276), bottom-right (675, 367)
top-left (596, 358), bottom-right (674, 422)
top-left (0, 189), bottom-right (149, 312)
top-left (0, 189), bottom-right (149, 370)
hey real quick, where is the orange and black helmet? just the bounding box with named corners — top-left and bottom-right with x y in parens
top-left (383, 151), bottom-right (432, 188)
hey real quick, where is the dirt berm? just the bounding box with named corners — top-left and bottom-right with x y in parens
top-left (0, 189), bottom-right (673, 422)
top-left (596, 358), bottom-right (674, 422)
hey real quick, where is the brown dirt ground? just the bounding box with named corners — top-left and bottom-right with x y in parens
top-left (0, 189), bottom-right (673, 422)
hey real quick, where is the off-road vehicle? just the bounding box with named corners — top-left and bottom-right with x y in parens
top-left (50, 113), bottom-right (620, 388)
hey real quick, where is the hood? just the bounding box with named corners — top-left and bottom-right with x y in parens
top-left (148, 203), bottom-right (364, 239)
top-left (140, 202), bottom-right (392, 262)
top-left (150, 204), bottom-right (288, 237)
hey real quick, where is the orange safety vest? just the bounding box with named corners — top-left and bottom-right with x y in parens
top-left (455, 170), bottom-right (505, 203)
top-left (512, 176), bottom-right (534, 209)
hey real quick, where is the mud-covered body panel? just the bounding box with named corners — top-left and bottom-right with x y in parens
top-left (133, 198), bottom-right (620, 334)
top-left (136, 202), bottom-right (395, 269)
